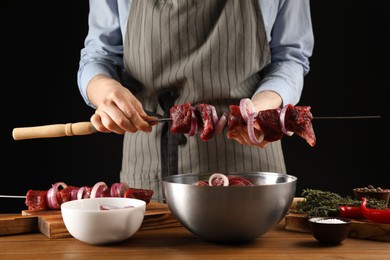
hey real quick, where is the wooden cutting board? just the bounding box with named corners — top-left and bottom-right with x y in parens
top-left (285, 213), bottom-right (390, 242)
top-left (0, 201), bottom-right (180, 239)
top-left (0, 214), bottom-right (38, 236)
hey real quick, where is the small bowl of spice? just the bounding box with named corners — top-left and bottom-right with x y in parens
top-left (353, 185), bottom-right (390, 205)
top-left (308, 217), bottom-right (352, 245)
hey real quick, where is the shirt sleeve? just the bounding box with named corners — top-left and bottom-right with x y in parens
top-left (77, 0), bottom-right (124, 108)
top-left (253, 0), bottom-right (314, 106)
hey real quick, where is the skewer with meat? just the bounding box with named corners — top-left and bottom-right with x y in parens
top-left (25, 181), bottom-right (154, 211)
top-left (228, 101), bottom-right (316, 147)
top-left (169, 99), bottom-right (316, 146)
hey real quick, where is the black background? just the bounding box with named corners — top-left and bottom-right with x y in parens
top-left (1, 1), bottom-right (387, 213)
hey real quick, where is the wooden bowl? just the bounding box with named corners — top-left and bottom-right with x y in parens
top-left (353, 186), bottom-right (390, 205)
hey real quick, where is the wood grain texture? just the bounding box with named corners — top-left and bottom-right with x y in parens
top-left (1, 220), bottom-right (390, 259)
top-left (0, 215), bottom-right (38, 235)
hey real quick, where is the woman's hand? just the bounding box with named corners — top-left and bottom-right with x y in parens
top-left (227, 124), bottom-right (269, 148)
top-left (87, 75), bottom-right (156, 134)
top-left (227, 90), bottom-right (282, 148)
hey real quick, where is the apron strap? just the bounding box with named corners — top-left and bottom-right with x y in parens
top-left (158, 89), bottom-right (187, 178)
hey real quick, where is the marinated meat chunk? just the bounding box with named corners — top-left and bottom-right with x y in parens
top-left (227, 105), bottom-right (244, 131)
top-left (170, 102), bottom-right (192, 133)
top-left (283, 104), bottom-right (316, 147)
top-left (256, 109), bottom-right (283, 142)
top-left (195, 104), bottom-right (215, 141)
top-left (25, 190), bottom-right (48, 211)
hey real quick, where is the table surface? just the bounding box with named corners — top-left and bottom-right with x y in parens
top-left (1, 218), bottom-right (389, 260)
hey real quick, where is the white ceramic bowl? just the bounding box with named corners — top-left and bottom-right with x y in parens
top-left (61, 197), bottom-right (146, 244)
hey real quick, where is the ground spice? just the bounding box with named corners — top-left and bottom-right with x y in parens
top-left (316, 218), bottom-right (346, 224)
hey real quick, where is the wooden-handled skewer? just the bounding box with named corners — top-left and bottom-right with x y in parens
top-left (12, 122), bottom-right (96, 140)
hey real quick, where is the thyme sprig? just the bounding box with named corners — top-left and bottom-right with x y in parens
top-left (293, 189), bottom-right (388, 217)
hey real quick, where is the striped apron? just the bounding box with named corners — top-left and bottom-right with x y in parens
top-left (120, 0), bottom-right (286, 201)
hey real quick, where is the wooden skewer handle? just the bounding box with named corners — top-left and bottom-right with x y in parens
top-left (12, 122), bottom-right (96, 140)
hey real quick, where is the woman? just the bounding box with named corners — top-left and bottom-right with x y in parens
top-left (77, 0), bottom-right (314, 201)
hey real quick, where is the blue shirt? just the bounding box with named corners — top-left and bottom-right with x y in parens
top-left (78, 0), bottom-right (314, 108)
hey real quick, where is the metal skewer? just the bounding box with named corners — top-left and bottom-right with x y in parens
top-left (313, 115), bottom-right (381, 120)
top-left (0, 195), bottom-right (27, 199)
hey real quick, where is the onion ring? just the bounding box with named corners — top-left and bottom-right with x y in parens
top-left (239, 98), bottom-right (256, 123)
top-left (209, 173), bottom-right (229, 186)
top-left (90, 182), bottom-right (109, 198)
top-left (279, 105), bottom-right (294, 136)
top-left (247, 112), bottom-right (264, 145)
top-left (110, 182), bottom-right (130, 197)
top-left (70, 188), bottom-right (79, 201)
top-left (188, 109), bottom-right (198, 136)
top-left (210, 105), bottom-right (219, 126)
top-left (46, 182), bottom-right (67, 209)
top-left (76, 186), bottom-right (87, 200)
top-left (214, 112), bottom-right (228, 135)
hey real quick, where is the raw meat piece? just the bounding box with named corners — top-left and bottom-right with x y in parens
top-left (124, 188), bottom-right (154, 205)
top-left (170, 102), bottom-right (192, 133)
top-left (256, 108), bottom-right (283, 142)
top-left (228, 176), bottom-right (254, 186)
top-left (283, 104), bottom-right (316, 147)
top-left (195, 104), bottom-right (215, 141)
top-left (227, 105), bottom-right (244, 131)
top-left (59, 186), bottom-right (79, 203)
top-left (25, 190), bottom-right (48, 211)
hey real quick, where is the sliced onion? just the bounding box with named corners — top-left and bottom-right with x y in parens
top-left (209, 173), bottom-right (229, 186)
top-left (70, 188), bottom-right (79, 201)
top-left (90, 182), bottom-right (109, 198)
top-left (239, 98), bottom-right (256, 123)
top-left (210, 105), bottom-right (219, 126)
top-left (76, 186), bottom-right (87, 200)
top-left (214, 112), bottom-right (228, 135)
top-left (46, 182), bottom-right (67, 209)
top-left (110, 183), bottom-right (121, 197)
top-left (279, 105), bottom-right (294, 136)
top-left (247, 112), bottom-right (264, 145)
top-left (188, 109), bottom-right (198, 136)
top-left (98, 204), bottom-right (134, 211)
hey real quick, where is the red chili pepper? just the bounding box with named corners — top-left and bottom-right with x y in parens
top-left (338, 205), bottom-right (364, 219)
top-left (360, 197), bottom-right (390, 224)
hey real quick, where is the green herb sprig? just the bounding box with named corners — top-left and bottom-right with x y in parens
top-left (293, 189), bottom-right (388, 217)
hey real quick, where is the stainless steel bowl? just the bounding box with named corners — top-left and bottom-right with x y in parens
top-left (162, 172), bottom-right (297, 243)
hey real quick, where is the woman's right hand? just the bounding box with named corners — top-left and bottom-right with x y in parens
top-left (86, 74), bottom-right (156, 134)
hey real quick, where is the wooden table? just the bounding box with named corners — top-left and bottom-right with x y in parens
top-left (1, 219), bottom-right (389, 259)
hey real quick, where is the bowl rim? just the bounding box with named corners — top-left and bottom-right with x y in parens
top-left (60, 197), bottom-right (146, 212)
top-left (353, 189), bottom-right (390, 194)
top-left (162, 171), bottom-right (297, 184)
top-left (308, 217), bottom-right (352, 225)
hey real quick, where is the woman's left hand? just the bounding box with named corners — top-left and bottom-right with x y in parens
top-left (227, 123), bottom-right (268, 148)
top-left (226, 90), bottom-right (282, 148)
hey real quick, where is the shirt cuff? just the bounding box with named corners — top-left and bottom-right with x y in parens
top-left (78, 63), bottom-right (119, 109)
